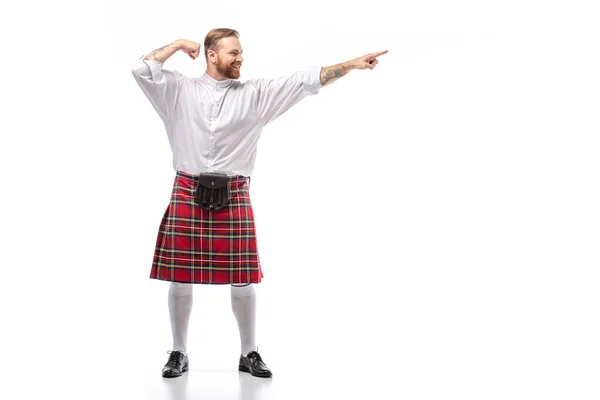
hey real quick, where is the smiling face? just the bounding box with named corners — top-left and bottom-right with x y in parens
top-left (208, 36), bottom-right (244, 80)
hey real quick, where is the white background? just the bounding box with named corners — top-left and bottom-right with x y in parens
top-left (1, 0), bottom-right (599, 399)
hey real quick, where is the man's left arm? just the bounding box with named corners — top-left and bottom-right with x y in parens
top-left (254, 50), bottom-right (387, 125)
top-left (320, 50), bottom-right (388, 87)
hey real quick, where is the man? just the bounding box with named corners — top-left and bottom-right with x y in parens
top-left (132, 28), bottom-right (387, 379)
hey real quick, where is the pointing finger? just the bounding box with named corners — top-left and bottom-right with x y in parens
top-left (371, 50), bottom-right (388, 58)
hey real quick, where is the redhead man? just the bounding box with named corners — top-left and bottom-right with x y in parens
top-left (132, 28), bottom-right (387, 379)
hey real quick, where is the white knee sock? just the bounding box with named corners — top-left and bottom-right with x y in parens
top-left (231, 284), bottom-right (257, 356)
top-left (168, 282), bottom-right (193, 355)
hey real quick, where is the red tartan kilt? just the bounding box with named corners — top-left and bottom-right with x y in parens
top-left (150, 171), bottom-right (263, 284)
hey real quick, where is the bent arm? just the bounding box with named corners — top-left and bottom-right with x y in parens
top-left (132, 40), bottom-right (200, 123)
top-left (132, 41), bottom-right (187, 123)
top-left (144, 41), bottom-right (183, 63)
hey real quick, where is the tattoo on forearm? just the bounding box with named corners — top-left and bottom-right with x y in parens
top-left (320, 65), bottom-right (348, 85)
top-left (144, 45), bottom-right (168, 61)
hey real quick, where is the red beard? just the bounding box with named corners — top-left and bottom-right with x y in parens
top-left (216, 60), bottom-right (241, 79)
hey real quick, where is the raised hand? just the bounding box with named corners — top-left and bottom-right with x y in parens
top-left (177, 40), bottom-right (202, 60)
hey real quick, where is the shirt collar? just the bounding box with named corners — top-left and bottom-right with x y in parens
top-left (200, 72), bottom-right (233, 88)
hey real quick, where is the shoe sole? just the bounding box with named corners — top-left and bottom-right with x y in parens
top-left (239, 365), bottom-right (272, 378)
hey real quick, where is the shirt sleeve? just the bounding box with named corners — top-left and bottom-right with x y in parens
top-left (131, 56), bottom-right (184, 124)
top-left (252, 65), bottom-right (322, 126)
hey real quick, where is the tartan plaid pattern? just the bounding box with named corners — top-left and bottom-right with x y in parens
top-left (150, 171), bottom-right (263, 284)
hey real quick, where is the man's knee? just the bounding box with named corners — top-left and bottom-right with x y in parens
top-left (170, 282), bottom-right (193, 296)
top-left (231, 283), bottom-right (254, 297)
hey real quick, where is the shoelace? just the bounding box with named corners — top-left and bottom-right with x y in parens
top-left (247, 351), bottom-right (263, 363)
top-left (166, 351), bottom-right (182, 365)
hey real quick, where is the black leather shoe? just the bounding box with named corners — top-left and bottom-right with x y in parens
top-left (162, 350), bottom-right (189, 378)
top-left (239, 350), bottom-right (272, 378)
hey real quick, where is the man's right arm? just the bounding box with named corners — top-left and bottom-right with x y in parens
top-left (132, 40), bottom-right (201, 123)
top-left (143, 42), bottom-right (181, 63)
top-left (144, 39), bottom-right (201, 63)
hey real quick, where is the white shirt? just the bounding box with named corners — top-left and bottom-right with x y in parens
top-left (131, 58), bottom-right (322, 177)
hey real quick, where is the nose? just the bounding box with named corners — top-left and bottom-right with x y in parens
top-left (237, 54), bottom-right (244, 63)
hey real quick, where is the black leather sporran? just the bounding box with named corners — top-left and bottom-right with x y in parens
top-left (194, 172), bottom-right (229, 211)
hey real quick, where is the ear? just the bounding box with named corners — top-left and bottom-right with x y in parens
top-left (207, 49), bottom-right (217, 63)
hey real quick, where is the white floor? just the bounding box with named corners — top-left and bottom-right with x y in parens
top-left (119, 279), bottom-right (409, 400)
top-left (3, 271), bottom-right (599, 400)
